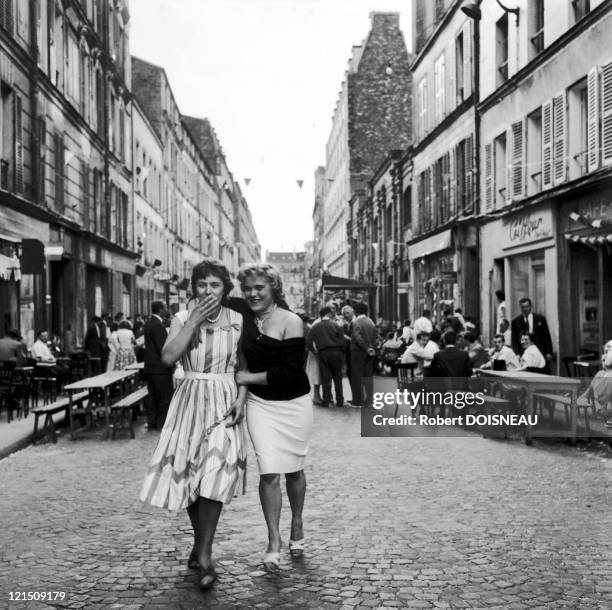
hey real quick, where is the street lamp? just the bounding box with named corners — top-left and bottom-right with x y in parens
top-left (461, 0), bottom-right (519, 24)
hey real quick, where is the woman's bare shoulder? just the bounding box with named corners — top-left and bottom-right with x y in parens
top-left (277, 309), bottom-right (304, 338)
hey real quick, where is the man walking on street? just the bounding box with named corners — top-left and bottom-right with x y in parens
top-left (510, 297), bottom-right (553, 363)
top-left (306, 307), bottom-right (347, 407)
top-left (143, 301), bottom-right (173, 430)
top-left (350, 302), bottom-right (377, 407)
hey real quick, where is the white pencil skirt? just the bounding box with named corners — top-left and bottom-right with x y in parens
top-left (246, 391), bottom-right (313, 475)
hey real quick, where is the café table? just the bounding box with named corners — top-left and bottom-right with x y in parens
top-left (477, 370), bottom-right (582, 445)
top-left (126, 361), bottom-right (144, 370)
top-left (64, 370), bottom-right (137, 439)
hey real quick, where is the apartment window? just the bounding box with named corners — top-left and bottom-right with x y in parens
top-left (494, 132), bottom-right (507, 208)
top-left (455, 31), bottom-right (464, 103)
top-left (402, 186), bottom-right (412, 230)
top-left (417, 77), bottom-right (428, 139)
top-left (572, 0), bottom-right (590, 22)
top-left (529, 0), bottom-right (544, 57)
top-left (526, 108), bottom-right (542, 195)
top-left (434, 54), bottom-right (446, 125)
top-left (496, 14), bottom-right (509, 86)
top-left (568, 78), bottom-right (588, 180)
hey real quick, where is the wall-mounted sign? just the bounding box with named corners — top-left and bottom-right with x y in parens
top-left (502, 207), bottom-right (554, 249)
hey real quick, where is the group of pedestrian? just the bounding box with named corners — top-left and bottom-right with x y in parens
top-left (139, 258), bottom-right (313, 591)
top-left (304, 301), bottom-right (378, 408)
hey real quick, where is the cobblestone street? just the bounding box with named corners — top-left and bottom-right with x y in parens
top-left (1, 404), bottom-right (611, 610)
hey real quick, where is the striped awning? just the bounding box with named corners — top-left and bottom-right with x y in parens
top-left (564, 230), bottom-right (612, 245)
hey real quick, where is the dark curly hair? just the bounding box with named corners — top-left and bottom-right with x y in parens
top-left (191, 258), bottom-right (234, 304)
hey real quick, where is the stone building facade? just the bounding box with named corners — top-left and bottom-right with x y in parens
top-left (322, 12), bottom-right (412, 278)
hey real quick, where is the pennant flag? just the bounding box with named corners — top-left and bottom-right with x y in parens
top-left (244, 178), bottom-right (251, 186)
top-left (296, 180), bottom-right (304, 189)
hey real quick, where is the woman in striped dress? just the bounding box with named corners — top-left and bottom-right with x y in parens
top-left (140, 258), bottom-right (247, 590)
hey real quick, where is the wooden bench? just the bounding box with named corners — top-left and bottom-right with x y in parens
top-left (534, 392), bottom-right (594, 436)
top-left (110, 386), bottom-right (148, 439)
top-left (32, 391), bottom-right (89, 444)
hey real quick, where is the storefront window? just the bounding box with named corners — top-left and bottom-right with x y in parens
top-left (508, 249), bottom-right (545, 315)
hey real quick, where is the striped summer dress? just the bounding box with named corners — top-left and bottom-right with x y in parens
top-left (140, 307), bottom-right (246, 510)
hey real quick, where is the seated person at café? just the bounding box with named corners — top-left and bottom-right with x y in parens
top-left (580, 339), bottom-right (612, 428)
top-left (462, 331), bottom-right (490, 369)
top-left (400, 331), bottom-right (440, 380)
top-left (380, 331), bottom-right (405, 375)
top-left (0, 329), bottom-right (27, 364)
top-left (30, 330), bottom-right (70, 385)
top-left (516, 332), bottom-right (548, 373)
top-left (480, 334), bottom-right (520, 371)
top-left (499, 319), bottom-right (512, 348)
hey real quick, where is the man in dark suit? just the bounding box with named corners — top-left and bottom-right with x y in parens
top-left (350, 302), bottom-right (378, 407)
top-left (510, 297), bottom-right (553, 360)
top-left (143, 301), bottom-right (173, 430)
top-left (429, 329), bottom-right (473, 392)
top-left (306, 306), bottom-right (346, 407)
top-left (83, 316), bottom-right (103, 359)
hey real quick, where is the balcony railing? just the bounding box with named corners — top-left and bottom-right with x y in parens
top-left (0, 160), bottom-right (8, 190)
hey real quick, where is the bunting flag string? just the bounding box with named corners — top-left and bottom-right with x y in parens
top-left (244, 178), bottom-right (251, 186)
top-left (296, 179), bottom-right (304, 189)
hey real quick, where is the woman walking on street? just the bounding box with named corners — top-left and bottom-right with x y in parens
top-left (140, 258), bottom-right (247, 591)
top-left (229, 263), bottom-right (312, 572)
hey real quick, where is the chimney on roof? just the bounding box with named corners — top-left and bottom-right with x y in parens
top-left (369, 11), bottom-right (400, 28)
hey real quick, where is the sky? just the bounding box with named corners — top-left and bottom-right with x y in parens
top-left (129, 0), bottom-right (413, 255)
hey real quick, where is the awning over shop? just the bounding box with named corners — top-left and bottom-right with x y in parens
top-left (564, 229), bottom-right (612, 245)
top-left (407, 229), bottom-right (452, 260)
top-left (321, 275), bottom-right (376, 290)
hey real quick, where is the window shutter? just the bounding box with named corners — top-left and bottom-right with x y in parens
top-left (510, 120), bottom-right (525, 200)
top-left (38, 116), bottom-right (46, 203)
top-left (484, 142), bottom-right (493, 212)
top-left (587, 67), bottom-right (600, 172)
top-left (14, 95), bottom-right (24, 193)
top-left (424, 168), bottom-right (431, 231)
top-left (462, 20), bottom-right (472, 98)
top-left (82, 159), bottom-right (89, 227)
top-left (552, 92), bottom-right (567, 184)
top-left (0, 0), bottom-right (14, 33)
top-left (465, 135), bottom-right (474, 211)
top-left (54, 133), bottom-right (64, 212)
top-left (541, 100), bottom-right (553, 189)
top-left (601, 61), bottom-right (612, 167)
top-left (446, 40), bottom-right (455, 114)
top-left (448, 146), bottom-right (456, 216)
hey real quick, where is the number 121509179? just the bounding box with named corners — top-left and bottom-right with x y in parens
top-left (9, 592), bottom-right (66, 601)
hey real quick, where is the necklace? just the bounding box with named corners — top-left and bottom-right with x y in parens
top-left (255, 304), bottom-right (277, 332)
top-left (205, 307), bottom-right (222, 324)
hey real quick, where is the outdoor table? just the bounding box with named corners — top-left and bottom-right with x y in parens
top-left (477, 370), bottom-right (581, 445)
top-left (64, 370), bottom-right (137, 439)
top-left (125, 361), bottom-right (144, 370)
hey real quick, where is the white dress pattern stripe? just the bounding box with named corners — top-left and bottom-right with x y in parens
top-left (140, 307), bottom-right (246, 510)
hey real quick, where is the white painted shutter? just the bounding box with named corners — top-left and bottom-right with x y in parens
top-left (14, 95), bottom-right (23, 193)
top-left (552, 92), bottom-right (567, 184)
top-left (510, 120), bottom-right (525, 200)
top-left (463, 20), bottom-right (472, 98)
top-left (447, 39), bottom-right (455, 114)
top-left (465, 135), bottom-right (474, 210)
top-left (484, 142), bottom-right (493, 212)
top-left (541, 100), bottom-right (553, 189)
top-left (601, 61), bottom-right (612, 167)
top-left (587, 67), bottom-right (600, 172)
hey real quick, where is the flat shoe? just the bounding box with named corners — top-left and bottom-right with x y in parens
top-left (263, 550), bottom-right (281, 573)
top-left (198, 565), bottom-right (217, 590)
top-left (188, 550), bottom-right (199, 570)
top-left (289, 538), bottom-right (305, 558)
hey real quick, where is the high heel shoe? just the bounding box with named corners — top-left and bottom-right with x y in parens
top-left (198, 565), bottom-right (218, 590)
top-left (187, 550), bottom-right (199, 570)
top-left (263, 542), bottom-right (282, 573)
top-left (288, 538), bottom-right (305, 558)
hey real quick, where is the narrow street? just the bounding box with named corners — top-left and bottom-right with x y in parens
top-left (1, 404), bottom-right (610, 609)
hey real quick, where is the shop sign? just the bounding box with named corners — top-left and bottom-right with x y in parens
top-left (574, 195), bottom-right (612, 224)
top-left (502, 208), bottom-right (553, 249)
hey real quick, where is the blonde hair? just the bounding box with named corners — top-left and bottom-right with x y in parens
top-left (237, 262), bottom-right (289, 308)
